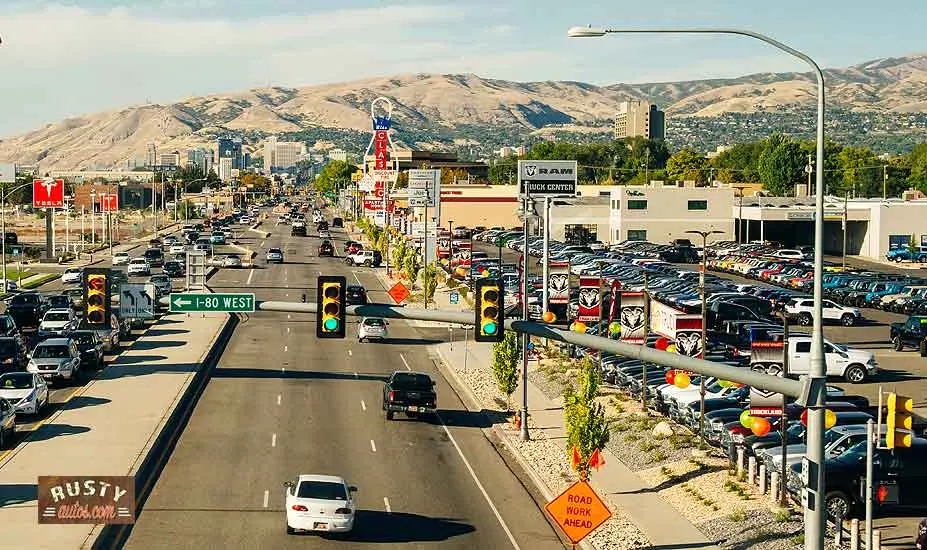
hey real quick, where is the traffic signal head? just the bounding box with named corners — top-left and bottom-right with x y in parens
top-left (83, 268), bottom-right (111, 328)
top-left (475, 279), bottom-right (503, 342)
top-left (887, 392), bottom-right (914, 449)
top-left (316, 275), bottom-right (346, 338)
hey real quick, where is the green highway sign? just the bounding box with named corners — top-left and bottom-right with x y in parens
top-left (170, 293), bottom-right (255, 313)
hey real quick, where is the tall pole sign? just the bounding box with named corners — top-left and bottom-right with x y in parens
top-left (34, 178), bottom-right (64, 261)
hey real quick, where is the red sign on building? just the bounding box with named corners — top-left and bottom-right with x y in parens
top-left (374, 130), bottom-right (389, 169)
top-left (33, 178), bottom-right (65, 208)
top-left (100, 194), bottom-right (119, 213)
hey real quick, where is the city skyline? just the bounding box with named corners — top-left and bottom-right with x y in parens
top-left (0, 0), bottom-right (925, 138)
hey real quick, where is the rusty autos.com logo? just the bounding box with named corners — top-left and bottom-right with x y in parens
top-left (37, 476), bottom-right (135, 524)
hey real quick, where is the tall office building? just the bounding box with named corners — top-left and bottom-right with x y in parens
top-left (217, 157), bottom-right (234, 182)
top-left (187, 148), bottom-right (213, 175)
top-left (146, 143), bottom-right (158, 168)
top-left (263, 136), bottom-right (307, 171)
top-left (217, 135), bottom-right (243, 169)
top-left (614, 101), bottom-right (665, 140)
top-left (159, 151), bottom-right (181, 167)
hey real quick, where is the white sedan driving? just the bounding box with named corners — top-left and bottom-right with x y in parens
top-left (0, 372), bottom-right (49, 416)
top-left (112, 252), bottom-right (130, 265)
top-left (284, 474), bottom-right (356, 535)
top-left (127, 258), bottom-right (150, 276)
top-left (169, 244), bottom-right (186, 255)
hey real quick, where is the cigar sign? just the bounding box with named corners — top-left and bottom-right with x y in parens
top-left (37, 475), bottom-right (135, 524)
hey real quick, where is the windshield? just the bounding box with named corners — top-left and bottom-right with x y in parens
top-left (70, 333), bottom-right (95, 345)
top-left (391, 373), bottom-right (432, 390)
top-left (364, 318), bottom-right (385, 327)
top-left (823, 429), bottom-right (843, 446)
top-left (44, 313), bottom-right (71, 322)
top-left (296, 481), bottom-right (347, 500)
top-left (0, 373), bottom-right (33, 390)
top-left (34, 345), bottom-right (70, 359)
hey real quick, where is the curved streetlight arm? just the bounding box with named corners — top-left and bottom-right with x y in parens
top-left (568, 25), bottom-right (828, 550)
top-left (1, 181), bottom-right (37, 287)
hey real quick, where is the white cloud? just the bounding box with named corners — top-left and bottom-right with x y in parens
top-left (489, 24), bottom-right (516, 34)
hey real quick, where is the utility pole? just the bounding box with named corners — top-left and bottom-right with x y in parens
top-left (883, 164), bottom-right (888, 200)
top-left (843, 192), bottom-right (848, 268)
top-left (687, 229), bottom-right (723, 443)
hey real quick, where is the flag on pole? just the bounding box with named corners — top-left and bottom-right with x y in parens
top-left (588, 448), bottom-right (605, 471)
top-left (571, 446), bottom-right (582, 470)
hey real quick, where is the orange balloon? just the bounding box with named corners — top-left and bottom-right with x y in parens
top-left (573, 321), bottom-right (587, 333)
top-left (751, 416), bottom-right (772, 436)
top-left (543, 311), bottom-right (557, 323)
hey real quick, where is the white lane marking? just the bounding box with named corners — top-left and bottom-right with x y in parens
top-left (271, 433), bottom-right (277, 447)
top-left (439, 419), bottom-right (521, 550)
top-left (370, 439), bottom-right (377, 453)
top-left (277, 394), bottom-right (281, 406)
top-left (260, 241), bottom-right (265, 247)
top-left (285, 293), bottom-right (289, 297)
top-left (287, 314), bottom-right (291, 319)
top-left (287, 327), bottom-right (291, 334)
top-left (348, 349), bottom-right (353, 357)
top-left (281, 366), bottom-right (286, 373)
top-left (284, 345), bottom-right (288, 352)
top-left (361, 400), bottom-right (366, 411)
top-left (263, 490), bottom-right (269, 508)
top-left (354, 273), bottom-right (362, 285)
top-left (400, 353), bottom-right (411, 371)
top-left (383, 497), bottom-right (391, 513)
top-left (246, 269), bottom-right (255, 285)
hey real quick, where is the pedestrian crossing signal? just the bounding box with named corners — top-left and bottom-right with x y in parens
top-left (475, 279), bottom-right (503, 342)
top-left (317, 275), bottom-right (346, 338)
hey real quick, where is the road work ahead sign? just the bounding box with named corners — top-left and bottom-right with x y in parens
top-left (518, 160), bottom-right (577, 196)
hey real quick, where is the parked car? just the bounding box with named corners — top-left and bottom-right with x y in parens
top-left (890, 315), bottom-right (927, 355)
top-left (786, 298), bottom-right (861, 327)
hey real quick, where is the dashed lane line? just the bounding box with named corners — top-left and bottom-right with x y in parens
top-left (360, 400), bottom-right (366, 412)
top-left (370, 439), bottom-right (377, 453)
top-left (400, 353), bottom-right (412, 371)
top-left (263, 490), bottom-right (269, 508)
top-left (383, 497), bottom-right (391, 513)
top-left (271, 433), bottom-right (277, 448)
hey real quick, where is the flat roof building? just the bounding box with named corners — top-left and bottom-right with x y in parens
top-left (609, 183), bottom-right (735, 244)
top-left (615, 101), bottom-right (665, 140)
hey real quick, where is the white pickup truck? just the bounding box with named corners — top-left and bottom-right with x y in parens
top-left (752, 336), bottom-right (877, 383)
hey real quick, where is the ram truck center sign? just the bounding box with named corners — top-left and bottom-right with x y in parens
top-left (518, 160), bottom-right (578, 196)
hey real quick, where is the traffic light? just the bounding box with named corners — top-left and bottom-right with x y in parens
top-left (475, 278), bottom-right (503, 342)
top-left (316, 275), bottom-right (346, 338)
top-left (887, 392), bottom-right (914, 449)
top-left (83, 268), bottom-right (111, 328)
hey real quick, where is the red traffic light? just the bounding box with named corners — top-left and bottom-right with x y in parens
top-left (88, 276), bottom-right (106, 291)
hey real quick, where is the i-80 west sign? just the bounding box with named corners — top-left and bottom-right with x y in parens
top-left (170, 293), bottom-right (255, 313)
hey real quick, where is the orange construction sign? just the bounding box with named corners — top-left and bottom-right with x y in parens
top-left (544, 480), bottom-right (612, 544)
top-left (388, 282), bottom-right (410, 304)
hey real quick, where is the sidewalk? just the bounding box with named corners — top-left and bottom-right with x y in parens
top-left (0, 310), bottom-right (229, 548)
top-left (433, 339), bottom-right (720, 550)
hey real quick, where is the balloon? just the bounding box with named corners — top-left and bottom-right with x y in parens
top-left (665, 370), bottom-right (676, 385)
top-left (718, 380), bottom-right (732, 388)
top-left (655, 337), bottom-right (670, 351)
top-left (825, 409), bottom-right (837, 429)
top-left (666, 344), bottom-right (677, 354)
top-left (573, 321), bottom-right (587, 333)
top-left (740, 410), bottom-right (753, 428)
top-left (674, 372), bottom-right (691, 389)
top-left (751, 416), bottom-right (772, 436)
top-left (609, 322), bottom-right (621, 335)
top-left (543, 311), bottom-right (556, 323)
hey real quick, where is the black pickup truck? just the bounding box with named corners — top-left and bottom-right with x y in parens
top-left (383, 371), bottom-right (437, 421)
top-left (6, 292), bottom-right (48, 329)
top-left (890, 315), bottom-right (927, 356)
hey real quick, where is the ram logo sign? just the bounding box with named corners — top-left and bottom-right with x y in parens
top-left (518, 160), bottom-right (577, 196)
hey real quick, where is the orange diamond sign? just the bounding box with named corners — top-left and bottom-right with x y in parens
top-left (544, 480), bottom-right (612, 544)
top-left (388, 282), bottom-right (410, 304)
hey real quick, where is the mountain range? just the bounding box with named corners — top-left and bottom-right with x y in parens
top-left (1, 54), bottom-right (925, 171)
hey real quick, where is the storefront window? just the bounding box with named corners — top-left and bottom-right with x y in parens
top-left (688, 200), bottom-right (708, 211)
top-left (627, 229), bottom-right (647, 241)
top-left (627, 200), bottom-right (648, 210)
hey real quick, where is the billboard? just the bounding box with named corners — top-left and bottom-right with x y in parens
top-left (547, 262), bottom-right (570, 305)
top-left (517, 160), bottom-right (578, 196)
top-left (619, 291), bottom-right (647, 344)
top-left (100, 193), bottom-right (119, 213)
top-left (576, 276), bottom-right (600, 323)
top-left (33, 178), bottom-right (65, 208)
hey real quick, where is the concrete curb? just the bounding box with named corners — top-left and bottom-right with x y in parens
top-left (430, 344), bottom-right (594, 550)
top-left (91, 311), bottom-right (238, 548)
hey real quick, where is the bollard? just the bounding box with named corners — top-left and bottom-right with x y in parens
top-left (770, 472), bottom-right (779, 502)
top-left (748, 457), bottom-right (756, 485)
top-left (737, 447), bottom-right (745, 476)
top-left (850, 519), bottom-right (860, 550)
top-left (759, 465), bottom-right (767, 494)
top-left (834, 517), bottom-right (843, 546)
top-left (872, 529), bottom-right (881, 550)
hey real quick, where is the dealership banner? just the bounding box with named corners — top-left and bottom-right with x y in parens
top-left (456, 241), bottom-right (472, 267)
top-left (436, 236), bottom-right (451, 259)
top-left (38, 476), bottom-right (135, 524)
top-left (548, 261), bottom-right (569, 305)
top-left (649, 299), bottom-right (685, 339)
top-left (577, 276), bottom-right (601, 323)
top-left (619, 291), bottom-right (646, 344)
top-left (673, 315), bottom-right (703, 358)
top-left (749, 339), bottom-right (786, 417)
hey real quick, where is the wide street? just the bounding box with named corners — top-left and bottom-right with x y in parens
top-left (123, 215), bottom-right (564, 549)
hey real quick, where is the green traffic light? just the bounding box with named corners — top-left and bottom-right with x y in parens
top-left (483, 321), bottom-right (497, 335)
top-left (323, 318), bottom-right (339, 331)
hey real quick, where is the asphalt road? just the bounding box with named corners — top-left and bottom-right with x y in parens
top-left (124, 213), bottom-right (565, 549)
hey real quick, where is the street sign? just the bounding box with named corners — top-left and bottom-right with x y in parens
top-left (170, 293), bottom-right (255, 313)
top-left (358, 174), bottom-right (375, 192)
top-left (408, 169), bottom-right (440, 207)
top-left (449, 291), bottom-right (459, 304)
top-left (387, 282), bottom-right (410, 305)
top-left (518, 160), bottom-right (577, 196)
top-left (119, 283), bottom-right (155, 320)
top-left (544, 480), bottom-right (611, 544)
top-left (33, 178), bottom-right (65, 208)
top-left (186, 250), bottom-right (207, 291)
top-left (0, 163), bottom-right (14, 184)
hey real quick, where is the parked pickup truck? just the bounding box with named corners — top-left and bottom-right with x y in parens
top-left (890, 315), bottom-right (927, 356)
top-left (382, 370), bottom-right (437, 421)
top-left (887, 248), bottom-right (927, 263)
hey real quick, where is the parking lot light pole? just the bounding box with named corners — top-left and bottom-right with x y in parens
top-left (570, 25), bottom-right (828, 550)
top-left (687, 230), bottom-right (723, 444)
top-left (518, 196), bottom-right (539, 441)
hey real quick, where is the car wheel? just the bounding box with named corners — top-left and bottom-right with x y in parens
top-left (825, 491), bottom-right (853, 520)
top-left (893, 336), bottom-right (904, 351)
top-left (286, 524), bottom-right (295, 535)
top-left (844, 365), bottom-right (866, 384)
top-left (799, 313), bottom-right (813, 326)
top-left (363, 260), bottom-right (372, 267)
top-left (385, 410), bottom-right (393, 420)
top-left (841, 314), bottom-right (856, 327)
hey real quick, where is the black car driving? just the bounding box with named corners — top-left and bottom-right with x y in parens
top-left (163, 260), bottom-right (185, 278)
top-left (67, 330), bottom-right (105, 369)
top-left (0, 336), bottom-right (28, 373)
top-left (318, 240), bottom-right (334, 256)
top-left (346, 285), bottom-right (368, 305)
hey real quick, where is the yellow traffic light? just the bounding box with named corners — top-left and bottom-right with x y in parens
top-left (83, 269), bottom-right (110, 327)
top-left (316, 276), bottom-right (346, 338)
top-left (887, 393), bottom-right (914, 449)
top-left (475, 279), bottom-right (503, 342)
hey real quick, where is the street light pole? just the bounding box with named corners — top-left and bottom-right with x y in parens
top-left (571, 25), bottom-right (828, 550)
top-left (2, 182), bottom-right (33, 287)
top-left (687, 229), bottom-right (722, 445)
top-left (519, 196), bottom-right (537, 442)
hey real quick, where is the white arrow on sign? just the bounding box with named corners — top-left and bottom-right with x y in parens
top-left (173, 297), bottom-right (192, 308)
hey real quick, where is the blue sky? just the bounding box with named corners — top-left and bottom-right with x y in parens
top-left (0, 0), bottom-right (924, 137)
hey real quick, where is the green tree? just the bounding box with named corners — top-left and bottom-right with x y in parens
top-left (404, 251), bottom-right (422, 289)
top-left (422, 262), bottom-right (439, 305)
top-left (563, 356), bottom-right (610, 481)
top-left (488, 157), bottom-right (517, 185)
top-left (906, 144), bottom-right (927, 192)
top-left (835, 146), bottom-right (881, 197)
top-left (491, 331), bottom-right (520, 410)
top-left (709, 141), bottom-right (765, 182)
top-left (757, 134), bottom-right (805, 196)
top-left (665, 147), bottom-right (707, 183)
top-left (315, 160), bottom-right (358, 194)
